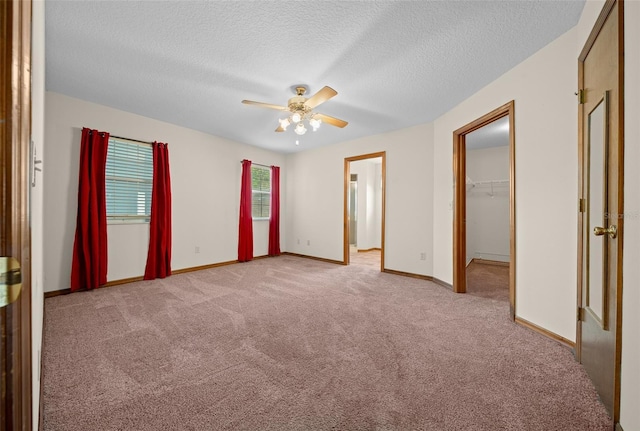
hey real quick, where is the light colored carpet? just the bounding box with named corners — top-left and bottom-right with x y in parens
top-left (43, 255), bottom-right (610, 430)
top-left (466, 261), bottom-right (509, 302)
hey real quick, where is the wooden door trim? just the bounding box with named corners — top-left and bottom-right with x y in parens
top-left (343, 151), bottom-right (386, 272)
top-left (576, 0), bottom-right (624, 423)
top-left (453, 101), bottom-right (516, 319)
top-left (1, 0), bottom-right (33, 429)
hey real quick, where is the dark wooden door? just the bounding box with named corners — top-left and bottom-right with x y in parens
top-left (0, 1), bottom-right (32, 429)
top-left (577, 0), bottom-right (623, 423)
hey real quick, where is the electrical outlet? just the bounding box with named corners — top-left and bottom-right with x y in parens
top-left (420, 252), bottom-right (426, 261)
top-left (195, 246), bottom-right (200, 254)
top-left (307, 240), bottom-right (311, 246)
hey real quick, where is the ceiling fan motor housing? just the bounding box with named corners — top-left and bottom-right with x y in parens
top-left (288, 95), bottom-right (311, 115)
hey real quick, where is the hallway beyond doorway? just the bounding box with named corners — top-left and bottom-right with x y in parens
top-left (349, 246), bottom-right (381, 269)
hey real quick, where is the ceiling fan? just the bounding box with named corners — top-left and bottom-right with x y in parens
top-left (242, 86), bottom-right (348, 136)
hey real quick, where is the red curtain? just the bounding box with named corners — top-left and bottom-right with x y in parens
top-left (238, 159), bottom-right (253, 262)
top-left (144, 142), bottom-right (172, 280)
top-left (269, 165), bottom-right (281, 256)
top-left (70, 128), bottom-right (110, 292)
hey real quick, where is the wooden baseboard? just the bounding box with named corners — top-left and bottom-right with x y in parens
top-left (515, 317), bottom-right (575, 349)
top-left (44, 255), bottom-right (275, 297)
top-left (382, 268), bottom-right (432, 281)
top-left (171, 259), bottom-right (239, 275)
top-left (357, 247), bottom-right (381, 253)
top-left (381, 268), bottom-right (453, 290)
top-left (431, 276), bottom-right (453, 290)
top-left (173, 255), bottom-right (271, 275)
top-left (282, 252), bottom-right (345, 266)
top-left (471, 258), bottom-right (509, 267)
top-left (44, 288), bottom-right (70, 298)
top-left (105, 275), bottom-right (144, 287)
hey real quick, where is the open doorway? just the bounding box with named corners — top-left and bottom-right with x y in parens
top-left (453, 101), bottom-right (516, 319)
top-left (344, 152), bottom-right (386, 271)
top-left (465, 116), bottom-right (510, 302)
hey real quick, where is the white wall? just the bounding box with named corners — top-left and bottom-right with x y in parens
top-left (285, 123), bottom-right (434, 275)
top-left (43, 92), bottom-right (286, 292)
top-left (31, 1), bottom-right (45, 428)
top-left (349, 158), bottom-right (382, 250)
top-left (466, 146), bottom-right (510, 263)
top-left (620, 1), bottom-right (640, 429)
top-left (432, 27), bottom-right (578, 340)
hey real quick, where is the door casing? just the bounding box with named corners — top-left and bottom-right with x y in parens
top-left (453, 101), bottom-right (516, 319)
top-left (343, 152), bottom-right (386, 270)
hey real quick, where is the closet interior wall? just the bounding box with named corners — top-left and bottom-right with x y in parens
top-left (466, 145), bottom-right (510, 265)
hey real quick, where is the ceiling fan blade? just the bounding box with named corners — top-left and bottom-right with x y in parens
top-left (304, 86), bottom-right (337, 109)
top-left (275, 125), bottom-right (285, 132)
top-left (242, 100), bottom-right (289, 111)
top-left (316, 113), bottom-right (348, 128)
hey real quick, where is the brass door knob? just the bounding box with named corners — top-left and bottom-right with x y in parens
top-left (594, 225), bottom-right (617, 239)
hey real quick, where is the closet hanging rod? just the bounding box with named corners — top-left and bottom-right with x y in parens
top-left (472, 179), bottom-right (509, 186)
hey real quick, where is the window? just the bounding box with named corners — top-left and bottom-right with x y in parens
top-left (106, 138), bottom-right (153, 223)
top-left (251, 166), bottom-right (270, 219)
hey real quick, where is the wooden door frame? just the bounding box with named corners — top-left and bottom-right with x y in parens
top-left (576, 0), bottom-right (624, 423)
top-left (453, 101), bottom-right (516, 319)
top-left (1, 0), bottom-right (33, 429)
top-left (343, 152), bottom-right (386, 271)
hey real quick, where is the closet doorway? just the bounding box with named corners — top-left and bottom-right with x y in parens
top-left (453, 102), bottom-right (516, 319)
top-left (343, 152), bottom-right (386, 271)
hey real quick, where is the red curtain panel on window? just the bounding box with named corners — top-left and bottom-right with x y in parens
top-left (70, 128), bottom-right (110, 291)
top-left (238, 159), bottom-right (253, 262)
top-left (269, 165), bottom-right (281, 256)
top-left (144, 142), bottom-right (172, 280)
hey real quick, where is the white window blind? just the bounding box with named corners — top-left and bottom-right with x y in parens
top-left (251, 166), bottom-right (270, 219)
top-left (106, 138), bottom-right (153, 223)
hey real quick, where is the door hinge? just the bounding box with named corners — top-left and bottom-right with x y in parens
top-left (579, 198), bottom-right (586, 213)
top-left (577, 307), bottom-right (584, 321)
top-left (578, 89), bottom-right (585, 104)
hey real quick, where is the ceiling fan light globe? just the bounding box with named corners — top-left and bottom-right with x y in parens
top-left (294, 123), bottom-right (307, 135)
top-left (309, 118), bottom-right (321, 131)
top-left (291, 112), bottom-right (302, 123)
top-left (279, 118), bottom-right (290, 130)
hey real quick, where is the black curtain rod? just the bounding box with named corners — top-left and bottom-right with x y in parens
top-left (241, 161), bottom-right (272, 169)
top-left (110, 134), bottom-right (154, 145)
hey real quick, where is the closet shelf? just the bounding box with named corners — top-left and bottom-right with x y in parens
top-left (471, 179), bottom-right (509, 186)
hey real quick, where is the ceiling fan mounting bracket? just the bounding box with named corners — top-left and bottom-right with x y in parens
top-left (294, 86), bottom-right (307, 96)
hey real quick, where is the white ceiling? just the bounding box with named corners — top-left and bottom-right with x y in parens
top-left (45, 1), bottom-right (584, 154)
top-left (466, 116), bottom-right (510, 150)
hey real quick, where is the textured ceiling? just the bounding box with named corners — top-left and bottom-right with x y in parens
top-left (45, 1), bottom-right (584, 154)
